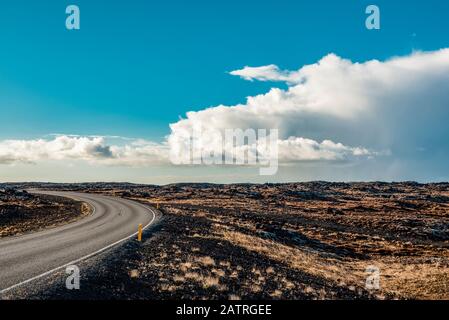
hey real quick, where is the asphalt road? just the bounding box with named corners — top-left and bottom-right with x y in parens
top-left (0, 191), bottom-right (157, 295)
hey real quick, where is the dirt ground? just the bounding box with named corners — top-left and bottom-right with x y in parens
top-left (27, 182), bottom-right (449, 300)
top-left (0, 189), bottom-right (90, 238)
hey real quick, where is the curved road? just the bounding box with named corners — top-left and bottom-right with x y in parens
top-left (0, 191), bottom-right (157, 294)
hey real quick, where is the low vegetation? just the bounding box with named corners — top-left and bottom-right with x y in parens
top-left (24, 182), bottom-right (449, 300)
top-left (0, 188), bottom-right (90, 238)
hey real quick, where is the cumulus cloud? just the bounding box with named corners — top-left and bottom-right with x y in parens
top-left (0, 136), bottom-right (169, 166)
top-left (170, 49), bottom-right (449, 168)
top-left (277, 137), bottom-right (374, 162)
top-left (2, 49), bottom-right (449, 175)
top-left (0, 134), bottom-right (371, 167)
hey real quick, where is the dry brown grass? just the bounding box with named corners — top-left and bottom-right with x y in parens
top-left (197, 256), bottom-right (216, 267)
top-left (30, 182), bottom-right (449, 300)
top-left (369, 259), bottom-right (449, 299)
top-left (0, 193), bottom-right (91, 238)
top-left (202, 276), bottom-right (220, 288)
top-left (220, 229), bottom-right (361, 285)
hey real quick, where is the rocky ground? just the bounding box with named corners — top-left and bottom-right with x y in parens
top-left (15, 181), bottom-right (449, 300)
top-left (0, 188), bottom-right (90, 238)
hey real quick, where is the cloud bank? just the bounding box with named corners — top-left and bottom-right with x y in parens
top-left (0, 134), bottom-right (371, 166)
top-left (0, 136), bottom-right (169, 166)
top-left (170, 49), bottom-right (449, 167)
top-left (2, 49), bottom-right (449, 178)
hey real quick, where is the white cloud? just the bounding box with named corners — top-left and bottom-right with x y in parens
top-left (2, 49), bottom-right (449, 177)
top-left (277, 137), bottom-right (373, 162)
top-left (0, 134), bottom-right (372, 167)
top-left (229, 64), bottom-right (301, 83)
top-left (170, 49), bottom-right (449, 165)
top-left (0, 136), bottom-right (169, 166)
top-left (0, 136), bottom-right (110, 164)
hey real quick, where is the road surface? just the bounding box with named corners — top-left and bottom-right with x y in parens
top-left (0, 191), bottom-right (157, 295)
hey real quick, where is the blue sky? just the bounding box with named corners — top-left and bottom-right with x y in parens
top-left (1, 0), bottom-right (449, 183)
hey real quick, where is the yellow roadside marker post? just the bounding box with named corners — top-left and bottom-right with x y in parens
top-left (157, 202), bottom-right (160, 210)
top-left (138, 224), bottom-right (143, 242)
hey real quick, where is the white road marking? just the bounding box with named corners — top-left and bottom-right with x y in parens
top-left (0, 198), bottom-right (157, 295)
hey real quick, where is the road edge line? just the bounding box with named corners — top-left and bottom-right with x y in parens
top-left (0, 197), bottom-right (157, 296)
